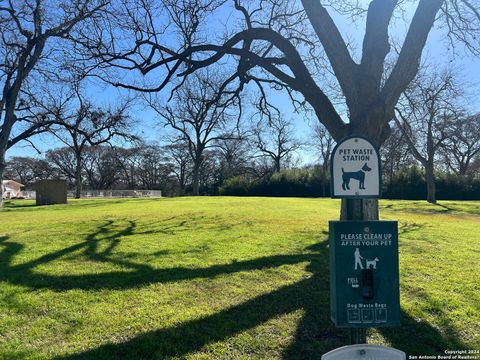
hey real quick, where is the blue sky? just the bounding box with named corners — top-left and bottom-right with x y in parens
top-left (8, 2), bottom-right (480, 163)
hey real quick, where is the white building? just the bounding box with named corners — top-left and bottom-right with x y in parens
top-left (2, 180), bottom-right (24, 199)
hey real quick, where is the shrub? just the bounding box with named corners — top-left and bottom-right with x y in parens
top-left (383, 166), bottom-right (480, 200)
top-left (219, 167), bottom-right (330, 197)
top-left (220, 166), bottom-right (480, 200)
top-left (219, 176), bottom-right (251, 196)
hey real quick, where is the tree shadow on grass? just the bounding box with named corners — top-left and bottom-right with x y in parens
top-left (433, 202), bottom-right (480, 215)
top-left (50, 241), bottom-right (346, 360)
top-left (0, 222), bottom-right (473, 358)
top-left (380, 286), bottom-right (473, 356)
top-left (399, 222), bottom-right (425, 235)
top-left (0, 221), bottom-right (315, 291)
top-left (435, 202), bottom-right (456, 213)
top-left (380, 310), bottom-right (471, 356)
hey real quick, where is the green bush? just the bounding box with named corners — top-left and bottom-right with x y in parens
top-left (382, 166), bottom-right (426, 200)
top-left (436, 173), bottom-right (480, 200)
top-left (220, 166), bottom-right (480, 200)
top-left (219, 167), bottom-right (330, 197)
top-left (383, 167), bottom-right (480, 200)
top-left (219, 176), bottom-right (251, 196)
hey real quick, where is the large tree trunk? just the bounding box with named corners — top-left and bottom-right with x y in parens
top-left (458, 161), bottom-right (468, 176)
top-left (192, 162), bottom-right (200, 196)
top-left (130, 165), bottom-right (136, 189)
top-left (0, 153), bottom-right (6, 208)
top-left (179, 170), bottom-right (186, 195)
top-left (274, 157), bottom-right (281, 173)
top-left (0, 115), bottom-right (15, 209)
top-left (425, 162), bottom-right (436, 204)
top-left (75, 153), bottom-right (82, 199)
top-left (322, 163), bottom-right (327, 197)
top-left (322, 170), bottom-right (326, 197)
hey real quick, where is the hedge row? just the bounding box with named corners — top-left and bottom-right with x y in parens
top-left (219, 167), bottom-right (480, 200)
top-left (219, 168), bottom-right (330, 197)
top-left (383, 167), bottom-right (480, 200)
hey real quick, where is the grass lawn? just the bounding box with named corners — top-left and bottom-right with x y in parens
top-left (0, 197), bottom-right (479, 359)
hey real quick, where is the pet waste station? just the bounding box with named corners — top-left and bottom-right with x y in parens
top-left (323, 136), bottom-right (403, 359)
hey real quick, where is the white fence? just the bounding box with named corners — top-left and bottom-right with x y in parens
top-left (16, 190), bottom-right (162, 199)
top-left (68, 190), bottom-right (162, 198)
top-left (17, 191), bottom-right (36, 199)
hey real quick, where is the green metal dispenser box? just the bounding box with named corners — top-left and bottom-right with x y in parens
top-left (329, 221), bottom-right (400, 328)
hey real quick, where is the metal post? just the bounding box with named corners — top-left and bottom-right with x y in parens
top-left (349, 327), bottom-right (366, 344)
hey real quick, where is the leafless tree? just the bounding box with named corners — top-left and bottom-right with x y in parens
top-left (471, 157), bottom-right (480, 178)
top-left (48, 92), bottom-right (134, 198)
top-left (82, 146), bottom-right (122, 190)
top-left (85, 0), bottom-right (480, 216)
top-left (5, 90), bottom-right (57, 153)
top-left (114, 146), bottom-right (145, 190)
top-left (394, 69), bottom-right (462, 203)
top-left (311, 123), bottom-right (335, 196)
top-left (165, 141), bottom-right (192, 195)
top-left (45, 147), bottom-right (77, 187)
top-left (252, 114), bottom-right (302, 173)
top-left (197, 149), bottom-right (219, 194)
top-left (214, 135), bottom-right (254, 182)
top-left (380, 124), bottom-right (415, 184)
top-left (0, 0), bottom-right (109, 207)
top-left (4, 156), bottom-right (54, 187)
top-left (151, 71), bottom-right (241, 195)
top-left (136, 145), bottom-right (174, 190)
top-left (440, 114), bottom-right (480, 176)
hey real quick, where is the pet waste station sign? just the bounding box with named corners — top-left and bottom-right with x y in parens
top-left (329, 220), bottom-right (400, 328)
top-left (326, 135), bottom-right (401, 355)
top-left (331, 136), bottom-right (380, 198)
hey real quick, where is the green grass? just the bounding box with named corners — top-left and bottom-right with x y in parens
top-left (0, 197), bottom-right (479, 359)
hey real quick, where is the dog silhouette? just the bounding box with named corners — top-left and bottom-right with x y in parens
top-left (342, 163), bottom-right (372, 190)
top-left (366, 257), bottom-right (379, 269)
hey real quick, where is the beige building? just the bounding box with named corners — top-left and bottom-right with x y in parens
top-left (2, 180), bottom-right (24, 199)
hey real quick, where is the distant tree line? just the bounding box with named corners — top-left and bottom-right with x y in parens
top-left (4, 126), bottom-right (303, 197)
top-left (238, 105), bottom-right (480, 201)
top-left (5, 110), bottom-right (480, 200)
top-left (4, 66), bottom-right (479, 200)
top-left (6, 145), bottom-right (178, 195)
